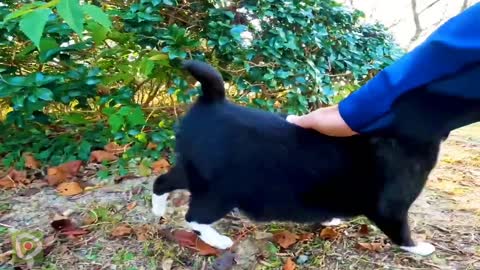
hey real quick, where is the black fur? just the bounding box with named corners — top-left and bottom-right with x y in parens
top-left (183, 61), bottom-right (226, 102)
top-left (154, 60), bottom-right (448, 248)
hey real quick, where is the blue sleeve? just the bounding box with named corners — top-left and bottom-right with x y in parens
top-left (338, 3), bottom-right (480, 133)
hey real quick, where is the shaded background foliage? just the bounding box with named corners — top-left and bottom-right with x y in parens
top-left (0, 0), bottom-right (402, 171)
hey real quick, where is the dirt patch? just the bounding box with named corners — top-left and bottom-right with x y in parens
top-left (1, 124), bottom-right (479, 270)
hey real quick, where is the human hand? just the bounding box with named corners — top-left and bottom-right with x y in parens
top-left (286, 105), bottom-right (358, 137)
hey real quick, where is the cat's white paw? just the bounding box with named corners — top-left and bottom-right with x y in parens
top-left (200, 233), bottom-right (234, 250)
top-left (400, 242), bottom-right (435, 256)
top-left (152, 193), bottom-right (168, 217)
top-left (188, 222), bottom-right (233, 250)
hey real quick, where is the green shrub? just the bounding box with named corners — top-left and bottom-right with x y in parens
top-left (0, 0), bottom-right (403, 170)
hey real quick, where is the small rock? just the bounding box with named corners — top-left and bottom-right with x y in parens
top-left (296, 255), bottom-right (309, 265)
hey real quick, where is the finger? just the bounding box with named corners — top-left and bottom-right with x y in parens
top-left (286, 114), bottom-right (311, 128)
top-left (286, 115), bottom-right (299, 123)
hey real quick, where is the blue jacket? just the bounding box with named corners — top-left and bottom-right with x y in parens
top-left (339, 3), bottom-right (480, 138)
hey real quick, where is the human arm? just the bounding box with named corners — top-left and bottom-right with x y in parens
top-left (288, 3), bottom-right (480, 136)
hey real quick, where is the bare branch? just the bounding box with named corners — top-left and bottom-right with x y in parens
top-left (419, 0), bottom-right (442, 15)
top-left (408, 0), bottom-right (423, 48)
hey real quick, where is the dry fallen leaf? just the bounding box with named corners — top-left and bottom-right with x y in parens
top-left (298, 233), bottom-right (314, 242)
top-left (126, 201), bottom-right (137, 211)
top-left (0, 177), bottom-right (15, 189)
top-left (152, 159), bottom-right (171, 174)
top-left (358, 224), bottom-right (370, 236)
top-left (273, 231), bottom-right (299, 249)
top-left (0, 169), bottom-right (28, 189)
top-left (104, 142), bottom-right (129, 155)
top-left (47, 160), bottom-right (83, 185)
top-left (60, 160), bottom-right (83, 175)
top-left (173, 230), bottom-right (197, 247)
top-left (111, 224), bottom-right (133, 237)
top-left (173, 230), bottom-right (220, 256)
top-left (51, 218), bottom-right (88, 238)
top-left (319, 227), bottom-right (339, 240)
top-left (196, 239), bottom-right (220, 256)
top-left (51, 219), bottom-right (74, 231)
top-left (83, 215), bottom-right (97, 225)
top-left (57, 182), bottom-right (83, 196)
top-left (134, 224), bottom-right (153, 241)
top-left (47, 167), bottom-right (68, 186)
top-left (138, 162), bottom-right (152, 177)
top-left (10, 169), bottom-right (27, 183)
top-left (357, 242), bottom-right (385, 252)
top-left (147, 142), bottom-right (158, 150)
top-left (90, 150), bottom-right (118, 163)
top-left (283, 258), bottom-right (296, 270)
top-left (61, 228), bottom-right (89, 238)
top-left (23, 153), bottom-right (40, 169)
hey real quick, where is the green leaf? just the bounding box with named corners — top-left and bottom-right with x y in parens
top-left (28, 95), bottom-right (38, 103)
top-left (86, 21), bottom-right (108, 44)
top-left (3, 2), bottom-right (45, 22)
top-left (97, 169), bottom-right (110, 179)
top-left (62, 113), bottom-right (89, 124)
top-left (56, 0), bottom-right (84, 37)
top-left (108, 114), bottom-right (124, 133)
top-left (169, 49), bottom-right (186, 60)
top-left (34, 87), bottom-right (54, 101)
top-left (81, 4), bottom-right (112, 29)
top-left (135, 132), bottom-right (147, 143)
top-left (12, 96), bottom-right (25, 109)
top-left (19, 8), bottom-right (51, 48)
top-left (78, 140), bottom-right (92, 160)
top-left (139, 58), bottom-right (155, 77)
top-left (127, 107), bottom-right (145, 126)
top-left (149, 53), bottom-right (170, 67)
top-left (148, 53), bottom-right (169, 61)
top-left (39, 37), bottom-right (59, 52)
top-left (218, 36), bottom-right (229, 46)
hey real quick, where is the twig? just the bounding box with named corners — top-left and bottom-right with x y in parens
top-left (141, 109), bottom-right (157, 133)
top-left (0, 222), bottom-right (13, 228)
top-left (169, 95), bottom-right (178, 119)
top-left (427, 223), bottom-right (450, 233)
top-left (419, 0), bottom-right (442, 15)
top-left (434, 242), bottom-right (466, 255)
top-left (421, 262), bottom-right (441, 269)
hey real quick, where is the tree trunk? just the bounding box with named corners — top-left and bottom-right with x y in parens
top-left (408, 0), bottom-right (422, 49)
top-left (461, 0), bottom-right (469, 11)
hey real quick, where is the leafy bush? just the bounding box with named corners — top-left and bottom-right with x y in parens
top-left (0, 0), bottom-right (403, 171)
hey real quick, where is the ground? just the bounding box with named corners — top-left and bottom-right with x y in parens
top-left (0, 124), bottom-right (479, 270)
